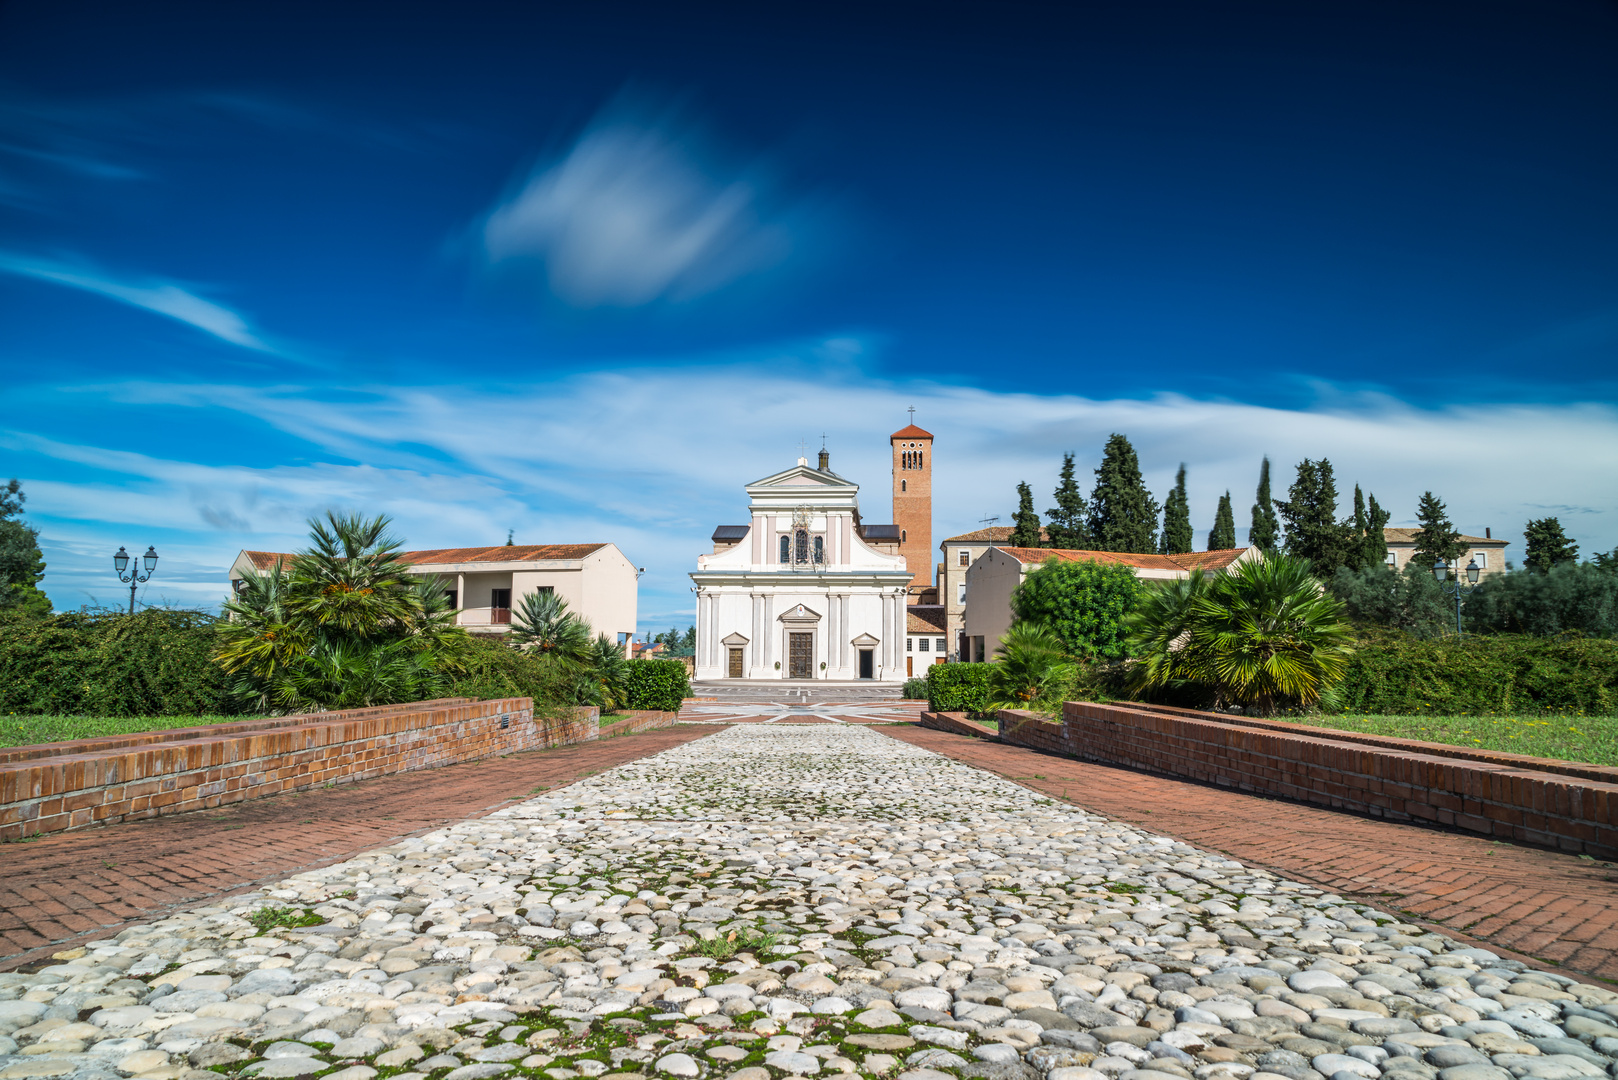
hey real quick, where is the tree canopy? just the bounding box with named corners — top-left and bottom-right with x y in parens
top-left (1277, 458), bottom-right (1356, 577)
top-left (1086, 434), bottom-right (1159, 553)
top-left (1008, 556), bottom-right (1141, 660)
top-left (0, 478), bottom-right (50, 617)
top-left (1159, 464), bottom-right (1193, 554)
top-left (1044, 453), bottom-right (1090, 549)
top-left (1411, 491), bottom-right (1467, 572)
top-left (1008, 481), bottom-right (1043, 548)
top-left (1208, 491), bottom-right (1237, 551)
top-left (1249, 457), bottom-right (1279, 552)
top-left (1523, 517), bottom-right (1579, 574)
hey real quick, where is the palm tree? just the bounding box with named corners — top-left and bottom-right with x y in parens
top-left (986, 622), bottom-right (1074, 710)
top-left (582, 633), bottom-right (630, 711)
top-left (216, 560), bottom-right (308, 711)
top-left (1122, 569), bottom-right (1211, 697)
top-left (509, 589), bottom-right (592, 665)
top-left (286, 512), bottom-right (421, 637)
top-left (1127, 552), bottom-right (1354, 714)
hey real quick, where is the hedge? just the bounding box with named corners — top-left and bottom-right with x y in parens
top-left (446, 637), bottom-right (572, 713)
top-left (926, 662), bottom-right (992, 714)
top-left (624, 658), bottom-right (690, 711)
top-left (1333, 630), bottom-right (1618, 716)
top-left (0, 609), bottom-right (238, 717)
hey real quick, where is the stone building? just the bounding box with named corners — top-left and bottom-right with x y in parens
top-left (1383, 527), bottom-right (1509, 578)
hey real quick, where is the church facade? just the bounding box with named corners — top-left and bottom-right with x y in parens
top-left (690, 448), bottom-right (916, 684)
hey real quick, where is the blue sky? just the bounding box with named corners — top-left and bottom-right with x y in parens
top-left (3, 0), bottom-right (1617, 631)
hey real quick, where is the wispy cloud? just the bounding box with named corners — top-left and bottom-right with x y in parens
top-left (17, 352), bottom-right (1618, 623)
top-left (478, 98), bottom-right (820, 307)
top-left (0, 254), bottom-right (276, 352)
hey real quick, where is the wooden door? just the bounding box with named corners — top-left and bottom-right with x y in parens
top-left (727, 648), bottom-right (744, 678)
top-left (788, 632), bottom-right (813, 679)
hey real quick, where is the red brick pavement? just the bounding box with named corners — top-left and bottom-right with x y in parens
top-left (880, 724), bottom-right (1618, 985)
top-left (0, 724), bottom-right (719, 972)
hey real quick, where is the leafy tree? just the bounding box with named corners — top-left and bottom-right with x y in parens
top-left (1277, 458), bottom-right (1355, 577)
top-left (217, 512), bottom-right (464, 711)
top-left (1008, 557), bottom-right (1141, 659)
top-left (505, 529), bottom-right (515, 546)
top-left (1595, 548), bottom-right (1618, 573)
top-left (1348, 485), bottom-right (1392, 571)
top-left (985, 622), bottom-right (1074, 710)
top-left (0, 479), bottom-right (49, 616)
top-left (1086, 433), bottom-right (1159, 553)
top-left (1045, 453), bottom-right (1091, 549)
top-left (509, 589), bottom-right (592, 665)
top-left (1330, 562), bottom-right (1453, 638)
top-left (1008, 481), bottom-right (1043, 548)
top-left (1208, 491), bottom-right (1237, 551)
top-left (1126, 553), bottom-right (1355, 714)
top-left (1159, 464), bottom-right (1192, 554)
top-left (1523, 517), bottom-right (1579, 574)
top-left (1467, 563), bottom-right (1618, 637)
top-left (1411, 491), bottom-right (1467, 573)
top-left (1249, 457), bottom-right (1280, 552)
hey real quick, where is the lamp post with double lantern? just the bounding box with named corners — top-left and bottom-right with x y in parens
top-left (113, 545), bottom-right (159, 614)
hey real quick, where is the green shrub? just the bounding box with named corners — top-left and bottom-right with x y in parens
top-left (0, 608), bottom-right (238, 717)
top-left (901, 677), bottom-right (929, 700)
top-left (623, 658), bottom-right (690, 711)
top-left (1467, 563), bottom-right (1618, 638)
top-left (1333, 629), bottom-right (1618, 715)
top-left (446, 636), bottom-right (571, 711)
top-left (926, 663), bottom-right (992, 714)
top-left (1010, 558), bottom-right (1141, 660)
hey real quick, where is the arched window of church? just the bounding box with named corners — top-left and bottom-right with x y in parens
top-left (814, 536), bottom-right (824, 563)
top-left (902, 529), bottom-right (907, 543)
top-left (779, 535), bottom-right (789, 563)
top-left (901, 479), bottom-right (907, 492)
top-left (916, 451), bottom-right (923, 469)
top-left (795, 529), bottom-right (809, 564)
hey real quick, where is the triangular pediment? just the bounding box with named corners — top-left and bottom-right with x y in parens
top-left (721, 632), bottom-right (750, 645)
top-left (747, 462), bottom-right (856, 490)
top-left (778, 603), bottom-right (822, 622)
top-left (850, 632), bottom-right (880, 646)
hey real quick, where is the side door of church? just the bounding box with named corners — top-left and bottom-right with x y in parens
top-left (728, 647), bottom-right (744, 678)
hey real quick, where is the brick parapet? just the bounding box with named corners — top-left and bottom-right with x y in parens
top-left (601, 711), bottom-right (680, 737)
top-left (918, 711), bottom-right (997, 739)
top-left (998, 701), bottom-right (1618, 858)
top-left (0, 698), bottom-right (600, 842)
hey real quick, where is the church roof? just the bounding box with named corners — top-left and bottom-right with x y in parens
top-left (711, 526), bottom-right (751, 541)
top-left (859, 524), bottom-right (901, 540)
top-left (890, 424), bottom-right (933, 440)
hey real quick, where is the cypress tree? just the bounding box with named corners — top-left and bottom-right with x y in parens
top-left (1349, 486), bottom-right (1391, 571)
top-left (1208, 491), bottom-right (1237, 550)
top-left (1086, 433), bottom-right (1160, 553)
top-left (1277, 458), bottom-right (1355, 576)
top-left (1009, 482), bottom-right (1043, 548)
top-left (1045, 453), bottom-right (1091, 549)
top-left (1523, 517), bottom-right (1579, 574)
top-left (1159, 464), bottom-right (1193, 554)
top-left (1249, 457), bottom-right (1279, 552)
top-left (1411, 491), bottom-right (1467, 572)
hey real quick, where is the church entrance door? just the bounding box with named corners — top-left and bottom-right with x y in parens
top-left (788, 632), bottom-right (813, 679)
top-left (728, 648), bottom-right (744, 678)
top-left (858, 649), bottom-right (874, 680)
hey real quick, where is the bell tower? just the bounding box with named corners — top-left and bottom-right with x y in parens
top-left (891, 412), bottom-right (934, 595)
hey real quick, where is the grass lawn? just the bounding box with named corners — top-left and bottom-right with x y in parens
top-left (599, 712), bottom-right (631, 727)
top-left (1279, 713), bottom-right (1618, 767)
top-left (0, 714), bottom-right (249, 749)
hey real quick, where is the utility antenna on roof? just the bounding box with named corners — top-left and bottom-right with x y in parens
top-left (979, 514), bottom-right (1000, 526)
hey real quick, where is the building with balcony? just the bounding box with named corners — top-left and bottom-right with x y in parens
top-left (229, 543), bottom-right (638, 646)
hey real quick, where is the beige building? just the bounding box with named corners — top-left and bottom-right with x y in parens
top-left (229, 543), bottom-right (639, 646)
top-left (937, 526), bottom-right (1047, 660)
top-left (1383, 527), bottom-right (1508, 578)
top-left (961, 545), bottom-right (1258, 662)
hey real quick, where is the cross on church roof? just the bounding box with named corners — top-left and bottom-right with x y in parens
top-left (908, 406), bottom-right (915, 423)
top-left (796, 437), bottom-right (808, 457)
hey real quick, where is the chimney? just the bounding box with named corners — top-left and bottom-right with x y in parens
top-left (818, 448), bottom-right (830, 471)
top-left (1486, 527), bottom-right (1491, 539)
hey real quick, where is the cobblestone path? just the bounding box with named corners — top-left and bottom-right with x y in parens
top-left (4, 724), bottom-right (1616, 1080)
top-left (0, 726), bottom-right (716, 972)
top-left (879, 727), bottom-right (1618, 984)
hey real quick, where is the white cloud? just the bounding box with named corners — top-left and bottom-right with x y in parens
top-left (0, 254), bottom-right (275, 351)
top-left (15, 357), bottom-right (1618, 626)
top-left (478, 105), bottom-right (806, 306)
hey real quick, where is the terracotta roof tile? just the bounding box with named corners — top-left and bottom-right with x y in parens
top-left (995, 546), bottom-right (1252, 572)
top-left (890, 424), bottom-right (934, 439)
top-left (1383, 527), bottom-right (1506, 546)
top-left (906, 605), bottom-right (947, 632)
top-left (239, 544), bottom-right (608, 572)
top-left (942, 526), bottom-right (1048, 543)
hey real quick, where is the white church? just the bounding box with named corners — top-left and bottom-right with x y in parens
top-left (690, 441), bottom-right (928, 684)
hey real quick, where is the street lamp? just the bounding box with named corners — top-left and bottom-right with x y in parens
top-left (1432, 556), bottom-right (1480, 636)
top-left (113, 545), bottom-right (159, 614)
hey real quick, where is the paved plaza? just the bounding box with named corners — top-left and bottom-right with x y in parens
top-left (3, 722), bottom-right (1617, 1080)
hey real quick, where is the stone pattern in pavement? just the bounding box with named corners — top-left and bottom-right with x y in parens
top-left (878, 726), bottom-right (1618, 984)
top-left (0, 726), bottom-right (717, 971)
top-left (4, 724), bottom-right (1617, 1080)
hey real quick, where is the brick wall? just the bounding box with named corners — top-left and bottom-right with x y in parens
top-left (993, 701), bottom-right (1618, 858)
top-left (0, 697), bottom-right (600, 842)
top-left (892, 432), bottom-right (933, 591)
top-left (919, 711), bottom-right (997, 739)
top-left (600, 710), bottom-right (680, 737)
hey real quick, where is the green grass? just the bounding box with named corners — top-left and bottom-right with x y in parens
top-left (0, 714), bottom-right (252, 749)
top-left (599, 712), bottom-right (632, 727)
top-left (1279, 713), bottom-right (1618, 767)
